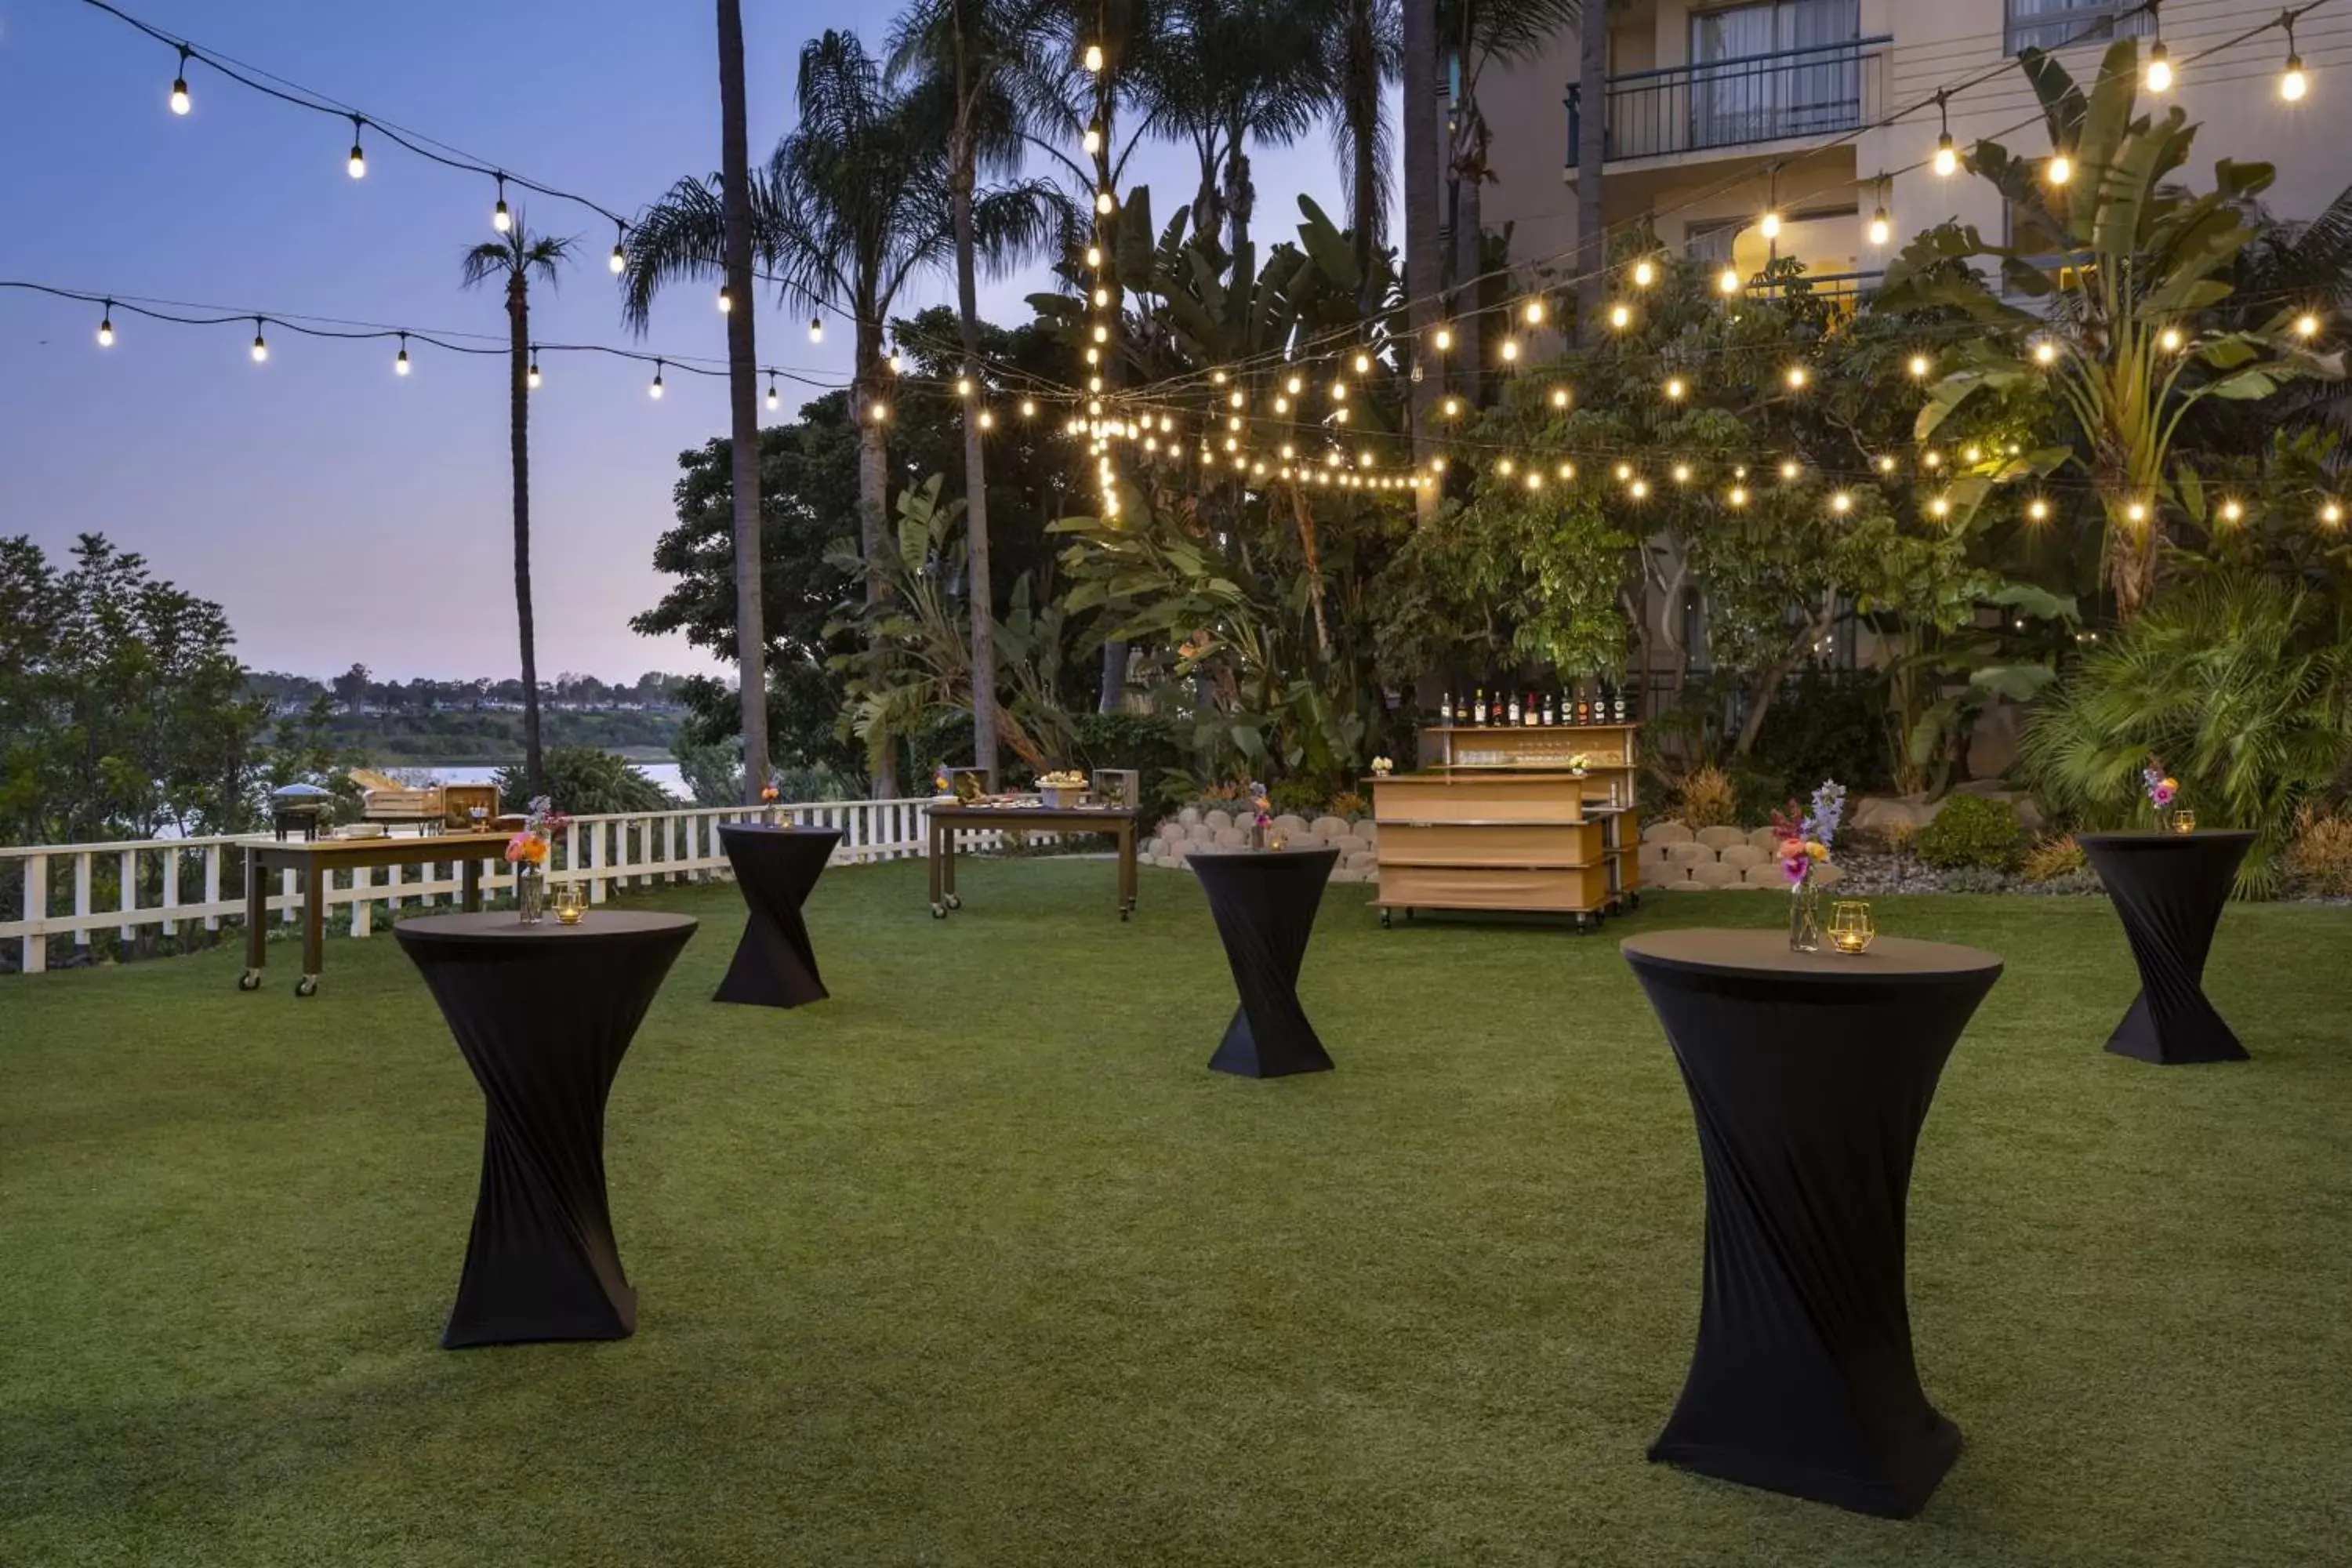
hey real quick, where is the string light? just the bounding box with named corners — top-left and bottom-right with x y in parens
top-left (2033, 339), bottom-right (2059, 365)
top-left (1523, 299), bottom-right (1545, 326)
top-left (765, 372), bottom-right (779, 410)
top-left (1330, 379), bottom-right (1348, 402)
top-left (1500, 338), bottom-right (1520, 363)
top-left (249, 319), bottom-right (268, 363)
top-left (394, 332), bottom-right (410, 376)
top-left (955, 376), bottom-right (972, 397)
top-left (2125, 499), bottom-right (2150, 523)
top-left (1608, 303), bottom-right (1632, 330)
top-left (1091, 286), bottom-right (1109, 307)
top-left (1869, 205), bottom-right (1890, 247)
top-left (492, 175), bottom-right (511, 233)
top-left (1671, 463), bottom-right (1692, 485)
top-left (1498, 458), bottom-right (1514, 477)
top-left (717, 285), bottom-right (732, 314)
top-left (1727, 485), bottom-right (1748, 507)
top-left (1878, 454), bottom-right (1897, 473)
top-left (1908, 353), bottom-right (1933, 379)
top-left (1557, 462), bottom-right (1575, 480)
top-left (1352, 350), bottom-right (1373, 375)
top-left (1432, 326), bottom-right (1453, 353)
top-left (2220, 497), bottom-right (2245, 522)
top-left (2322, 499), bottom-right (2343, 526)
top-left (2047, 151), bottom-right (2073, 186)
top-left (1614, 462), bottom-right (1633, 481)
top-left (2027, 497), bottom-right (2050, 521)
top-left (1717, 267), bottom-right (1741, 296)
top-left (1933, 93), bottom-right (1958, 177)
top-left (1929, 495), bottom-right (1951, 517)
top-left (1443, 396), bottom-right (1462, 417)
top-left (1759, 208), bottom-right (1781, 240)
top-left (2281, 14), bottom-right (2308, 100)
top-left (1922, 450), bottom-right (1943, 469)
top-left (2293, 310), bottom-right (2322, 339)
top-left (1095, 190), bottom-right (1116, 216)
top-left (1020, 397), bottom-right (1037, 417)
top-left (2158, 326), bottom-right (2183, 352)
top-left (1084, 42), bottom-right (1105, 72)
top-left (1286, 374), bottom-right (1303, 395)
top-left (96, 302), bottom-right (114, 347)
top-left (610, 222), bottom-right (626, 275)
top-left (1779, 459), bottom-right (1802, 481)
top-left (2146, 23), bottom-right (2175, 93)
top-left (528, 351), bottom-right (542, 390)
top-left (1085, 245), bottom-right (1102, 269)
top-left (1082, 122), bottom-right (1102, 155)
top-left (978, 408), bottom-right (996, 430)
top-left (1526, 470), bottom-right (1544, 491)
top-left (1632, 258), bottom-right (1657, 289)
top-left (169, 45), bottom-right (192, 115)
top-left (1759, 165), bottom-right (1781, 239)
top-left (1784, 365), bottom-right (1809, 390)
top-left (649, 358), bottom-right (664, 398)
top-left (1629, 478), bottom-right (1650, 499)
top-left (1664, 376), bottom-right (1686, 401)
top-left (347, 116), bottom-right (367, 180)
top-left (887, 346), bottom-right (903, 374)
top-left (1550, 387), bottom-right (1570, 408)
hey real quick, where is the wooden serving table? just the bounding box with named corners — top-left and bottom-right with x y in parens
top-left (238, 831), bottom-right (512, 996)
top-left (1371, 768), bottom-right (1640, 931)
top-left (925, 803), bottom-right (1140, 921)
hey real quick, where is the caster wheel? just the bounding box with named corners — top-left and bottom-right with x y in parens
top-left (1120, 907), bottom-right (1131, 922)
top-left (1405, 907), bottom-right (1416, 922)
top-left (237, 969), bottom-right (263, 992)
top-left (931, 902), bottom-right (948, 920)
top-left (944, 894), bottom-right (962, 910)
top-left (1379, 909), bottom-right (1392, 929)
top-left (1628, 891), bottom-right (1642, 910)
top-left (295, 976), bottom-right (319, 997)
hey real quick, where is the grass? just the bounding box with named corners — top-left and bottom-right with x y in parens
top-left (3, 862), bottom-right (2349, 1567)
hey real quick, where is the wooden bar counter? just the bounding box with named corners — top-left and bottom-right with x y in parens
top-left (1371, 723), bottom-right (1643, 931)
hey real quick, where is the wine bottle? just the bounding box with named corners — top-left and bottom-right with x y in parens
top-left (1541, 691), bottom-right (1556, 726)
top-left (1507, 691), bottom-right (1522, 726)
top-left (1576, 690), bottom-right (1592, 725)
top-left (1613, 684), bottom-right (1628, 723)
top-left (1440, 691), bottom-right (1454, 725)
top-left (1473, 687), bottom-right (1487, 726)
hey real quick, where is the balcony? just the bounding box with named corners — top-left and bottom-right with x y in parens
top-left (1567, 36), bottom-right (1889, 166)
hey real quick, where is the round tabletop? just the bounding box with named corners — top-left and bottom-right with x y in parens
top-left (2076, 830), bottom-right (2256, 849)
top-left (395, 910), bottom-right (699, 946)
top-left (717, 822), bottom-right (842, 837)
top-left (1621, 927), bottom-right (2003, 986)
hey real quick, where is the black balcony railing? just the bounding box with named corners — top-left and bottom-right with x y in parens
top-left (1567, 36), bottom-right (1889, 165)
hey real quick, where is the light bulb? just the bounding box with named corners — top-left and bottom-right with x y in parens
top-left (1432, 326), bottom-right (1453, 353)
top-left (2145, 42), bottom-right (2172, 93)
top-left (1608, 303), bottom-right (1632, 329)
top-left (1933, 135), bottom-right (1958, 177)
top-left (1084, 42), bottom-right (1105, 72)
top-left (1868, 206), bottom-right (1890, 246)
top-left (1760, 209), bottom-right (1782, 239)
top-left (2294, 311), bottom-right (2321, 339)
top-left (1558, 463), bottom-right (1574, 480)
top-left (97, 310), bottom-right (114, 348)
top-left (250, 329), bottom-right (268, 364)
top-left (978, 409), bottom-right (995, 430)
top-left (1717, 267), bottom-right (1741, 296)
top-left (1728, 485), bottom-right (1748, 508)
top-left (1784, 365), bottom-right (1809, 390)
top-left (2158, 326), bottom-right (2182, 352)
top-left (1526, 471), bottom-right (1543, 491)
top-left (717, 286), bottom-right (732, 314)
top-left (394, 341), bottom-right (410, 376)
top-left (493, 197), bottom-right (511, 233)
top-left (1664, 377), bottom-right (1686, 400)
top-left (1878, 455), bottom-right (1897, 473)
top-left (649, 364), bottom-right (665, 398)
top-left (1908, 354), bottom-right (1932, 379)
top-left (2125, 499), bottom-right (2149, 524)
top-left (528, 359), bottom-right (542, 390)
top-left (1095, 190), bottom-right (1115, 216)
top-left (2282, 55), bottom-right (2308, 101)
top-left (2048, 153), bottom-right (2073, 185)
top-left (1550, 387), bottom-right (1570, 408)
top-left (1831, 492), bottom-right (1852, 514)
top-left (1331, 380), bottom-right (1348, 401)
top-left (1084, 245), bottom-right (1102, 269)
top-left (1672, 463), bottom-right (1692, 485)
top-left (1092, 323), bottom-right (1109, 344)
top-left (2033, 339), bottom-right (2058, 365)
top-left (1629, 479), bottom-right (1650, 500)
top-left (1780, 459), bottom-right (1801, 481)
top-left (610, 241), bottom-right (626, 275)
top-left (887, 350), bottom-right (903, 374)
top-left (1523, 299), bottom-right (1545, 325)
top-left (1500, 338), bottom-right (1520, 363)
top-left (1929, 495), bottom-right (1951, 517)
top-left (2027, 497), bottom-right (2049, 521)
top-left (1082, 124), bottom-right (1102, 155)
top-left (766, 379), bottom-right (779, 411)
top-left (1092, 286), bottom-right (1109, 307)
top-left (1212, 370), bottom-right (1227, 384)
top-left (170, 77), bottom-right (191, 115)
top-left (2220, 498), bottom-right (2243, 523)
top-left (1021, 398), bottom-right (1036, 417)
top-left (1632, 258), bottom-right (1657, 288)
top-left (2321, 499), bottom-right (2343, 526)
top-left (1497, 459), bottom-right (1514, 477)
top-left (1442, 397), bottom-right (1461, 417)
top-left (1354, 350), bottom-right (1372, 375)
top-left (1272, 395), bottom-right (1289, 414)
top-left (348, 142), bottom-right (366, 180)
top-left (956, 376), bottom-right (973, 397)
top-left (808, 317), bottom-right (822, 342)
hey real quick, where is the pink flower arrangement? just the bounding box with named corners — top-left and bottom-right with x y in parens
top-left (2143, 759), bottom-right (2180, 810)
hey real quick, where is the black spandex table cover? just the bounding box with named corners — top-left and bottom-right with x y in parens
top-left (2077, 831), bottom-right (2253, 1065)
top-left (715, 823), bottom-right (841, 1008)
top-left (395, 910), bottom-right (696, 1348)
top-left (1621, 928), bottom-right (2004, 1518)
top-left (1190, 848), bottom-right (1339, 1077)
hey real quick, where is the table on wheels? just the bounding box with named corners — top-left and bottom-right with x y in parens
top-left (925, 803), bottom-right (1140, 920)
top-left (1621, 927), bottom-right (2004, 1518)
top-left (394, 910), bottom-right (697, 1348)
top-left (1190, 847), bottom-right (1339, 1078)
top-left (714, 823), bottom-right (840, 1007)
top-left (2078, 831), bottom-right (2254, 1065)
top-left (239, 831), bottom-right (510, 996)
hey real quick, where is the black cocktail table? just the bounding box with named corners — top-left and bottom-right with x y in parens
top-left (715, 823), bottom-right (840, 1007)
top-left (2077, 831), bottom-right (2253, 1064)
top-left (395, 909), bottom-right (696, 1348)
top-left (1621, 927), bottom-right (2004, 1518)
top-left (1190, 848), bottom-right (1339, 1078)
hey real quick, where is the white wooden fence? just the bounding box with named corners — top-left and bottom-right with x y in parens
top-left (0, 798), bottom-right (952, 976)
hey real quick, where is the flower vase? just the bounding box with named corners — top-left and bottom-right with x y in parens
top-left (1250, 822), bottom-right (1268, 851)
top-left (516, 865), bottom-right (546, 925)
top-left (2153, 804), bottom-right (2175, 835)
top-left (1788, 873), bottom-right (1822, 953)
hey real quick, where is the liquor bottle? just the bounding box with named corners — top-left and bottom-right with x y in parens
top-left (1507, 691), bottom-right (1522, 726)
top-left (1541, 692), bottom-right (1556, 726)
top-left (1577, 690), bottom-right (1592, 725)
top-left (1559, 687), bottom-right (1574, 726)
top-left (1612, 684), bottom-right (1628, 723)
top-left (1440, 691), bottom-right (1454, 725)
top-left (1473, 687), bottom-right (1487, 726)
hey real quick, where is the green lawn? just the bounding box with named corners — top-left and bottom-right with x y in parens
top-left (3, 862), bottom-right (2348, 1567)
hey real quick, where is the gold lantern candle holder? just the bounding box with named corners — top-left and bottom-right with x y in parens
top-left (552, 880), bottom-right (586, 926)
top-left (1828, 899), bottom-right (1875, 955)
top-left (2171, 809), bottom-right (2197, 834)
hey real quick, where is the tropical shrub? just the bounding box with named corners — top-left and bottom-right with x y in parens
top-left (1939, 865), bottom-right (2016, 893)
top-left (2032, 865), bottom-right (2107, 896)
top-left (1329, 789), bottom-right (1369, 818)
top-left (495, 746), bottom-right (670, 816)
top-left (1915, 794), bottom-right (2027, 870)
top-left (2018, 574), bottom-right (2352, 895)
top-left (2283, 806), bottom-right (2352, 897)
top-left (2020, 833), bottom-right (2088, 883)
top-left (1268, 780), bottom-right (1327, 816)
top-left (1671, 764), bottom-right (1740, 829)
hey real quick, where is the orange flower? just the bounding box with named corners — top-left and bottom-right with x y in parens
top-left (1806, 840), bottom-right (1828, 862)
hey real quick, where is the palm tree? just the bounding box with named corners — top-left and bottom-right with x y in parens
top-left (1315, 0), bottom-right (1402, 321)
top-left (624, 31), bottom-right (961, 797)
top-left (1156, 0), bottom-right (1327, 263)
top-left (888, 0), bottom-right (1063, 782)
top-left (715, 0), bottom-right (769, 800)
top-left (1403, 0), bottom-right (1441, 511)
top-left (459, 219), bottom-right (572, 799)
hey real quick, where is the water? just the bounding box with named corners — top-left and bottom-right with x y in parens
top-left (413, 762), bottom-right (690, 800)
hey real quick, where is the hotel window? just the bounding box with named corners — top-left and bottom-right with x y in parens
top-left (1690, 0), bottom-right (1863, 148)
top-left (2004, 0), bottom-right (2151, 56)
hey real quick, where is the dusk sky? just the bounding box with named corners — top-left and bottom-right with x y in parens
top-left (0, 1), bottom-right (1367, 682)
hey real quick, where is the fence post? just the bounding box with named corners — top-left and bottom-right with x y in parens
top-left (162, 847), bottom-right (180, 938)
top-left (350, 864), bottom-right (372, 938)
top-left (589, 818), bottom-right (608, 903)
top-left (23, 853), bottom-right (48, 974)
top-left (204, 844), bottom-right (223, 931)
top-left (74, 852), bottom-right (93, 949)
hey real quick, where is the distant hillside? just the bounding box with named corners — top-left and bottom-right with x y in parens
top-left (325, 709), bottom-right (681, 765)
